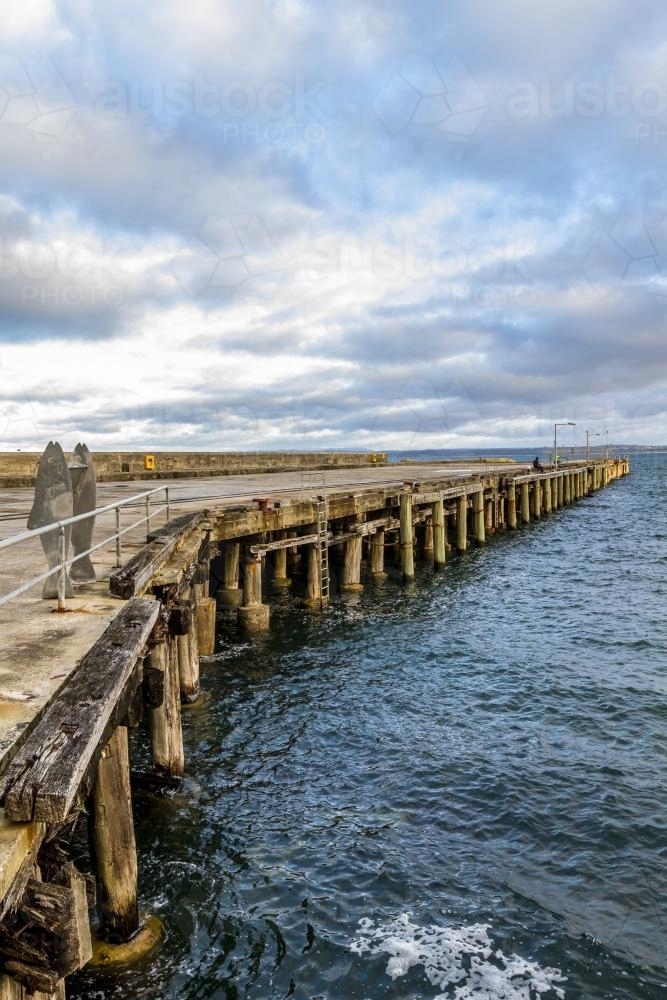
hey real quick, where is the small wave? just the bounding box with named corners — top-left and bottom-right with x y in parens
top-left (350, 912), bottom-right (566, 998)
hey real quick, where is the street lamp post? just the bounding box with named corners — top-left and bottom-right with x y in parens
top-left (554, 422), bottom-right (575, 465)
top-left (585, 430), bottom-right (600, 461)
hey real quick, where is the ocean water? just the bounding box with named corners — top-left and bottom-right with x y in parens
top-left (70, 453), bottom-right (667, 999)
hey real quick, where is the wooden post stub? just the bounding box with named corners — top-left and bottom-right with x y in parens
top-left (148, 640), bottom-right (185, 777)
top-left (88, 726), bottom-right (139, 944)
top-left (168, 601), bottom-right (192, 636)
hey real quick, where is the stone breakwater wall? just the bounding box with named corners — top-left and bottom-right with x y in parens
top-left (0, 451), bottom-right (385, 487)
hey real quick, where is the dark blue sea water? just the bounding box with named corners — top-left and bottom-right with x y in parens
top-left (71, 453), bottom-right (667, 999)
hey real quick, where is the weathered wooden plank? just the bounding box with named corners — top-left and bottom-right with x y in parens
top-left (0, 599), bottom-right (159, 823)
top-left (151, 529), bottom-right (206, 589)
top-left (0, 864), bottom-right (91, 994)
top-left (61, 865), bottom-right (92, 976)
top-left (3, 962), bottom-right (58, 996)
top-left (249, 532), bottom-right (318, 554)
top-left (0, 820), bottom-right (46, 922)
top-left (109, 512), bottom-right (208, 598)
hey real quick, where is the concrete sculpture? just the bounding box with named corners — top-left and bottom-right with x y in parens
top-left (69, 442), bottom-right (96, 582)
top-left (27, 441), bottom-right (74, 598)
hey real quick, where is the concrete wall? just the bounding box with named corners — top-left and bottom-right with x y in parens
top-left (0, 450), bottom-right (387, 487)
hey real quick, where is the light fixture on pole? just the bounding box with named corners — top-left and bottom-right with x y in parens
top-left (585, 429), bottom-right (600, 461)
top-left (554, 422), bottom-right (575, 465)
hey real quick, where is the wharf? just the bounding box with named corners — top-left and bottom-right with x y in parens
top-left (0, 456), bottom-right (628, 997)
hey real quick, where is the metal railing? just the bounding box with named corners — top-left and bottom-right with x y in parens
top-left (0, 486), bottom-right (170, 611)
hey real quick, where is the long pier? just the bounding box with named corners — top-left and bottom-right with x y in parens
top-left (0, 456), bottom-right (628, 996)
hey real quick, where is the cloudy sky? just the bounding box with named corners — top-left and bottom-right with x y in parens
top-left (1, 0), bottom-right (667, 451)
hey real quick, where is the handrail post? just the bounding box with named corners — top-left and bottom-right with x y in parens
top-left (145, 496), bottom-right (151, 541)
top-left (115, 507), bottom-right (122, 567)
top-left (165, 487), bottom-right (170, 523)
top-left (57, 526), bottom-right (66, 611)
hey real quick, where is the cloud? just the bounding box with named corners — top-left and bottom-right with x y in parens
top-left (1, 1), bottom-right (667, 449)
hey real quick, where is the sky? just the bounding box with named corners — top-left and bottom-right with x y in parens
top-left (1, 0), bottom-right (667, 452)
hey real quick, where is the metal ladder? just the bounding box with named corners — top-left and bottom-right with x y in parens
top-left (302, 473), bottom-right (330, 609)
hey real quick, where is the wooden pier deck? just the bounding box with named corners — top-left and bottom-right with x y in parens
top-left (0, 456), bottom-right (629, 996)
top-left (0, 459), bottom-right (526, 770)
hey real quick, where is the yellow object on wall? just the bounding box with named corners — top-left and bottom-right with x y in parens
top-left (144, 455), bottom-right (156, 471)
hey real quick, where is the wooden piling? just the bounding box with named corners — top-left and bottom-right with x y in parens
top-left (341, 534), bottom-right (363, 592)
top-left (287, 531), bottom-right (303, 577)
top-left (532, 480), bottom-right (541, 519)
top-left (456, 495), bottom-right (468, 552)
top-left (507, 483), bottom-right (517, 529)
top-left (399, 493), bottom-right (415, 578)
top-left (237, 552), bottom-right (270, 631)
top-left (472, 489), bottom-right (485, 545)
top-left (544, 477), bottom-right (552, 514)
top-left (89, 726), bottom-right (139, 944)
top-left (218, 542), bottom-right (242, 607)
top-left (195, 597), bottom-right (216, 656)
top-left (369, 529), bottom-right (387, 578)
top-left (192, 560), bottom-right (209, 604)
top-left (148, 639), bottom-right (185, 777)
top-left (557, 474), bottom-right (564, 508)
top-left (485, 498), bottom-right (494, 534)
top-left (422, 519), bottom-right (434, 559)
top-left (177, 592), bottom-right (200, 702)
top-left (432, 499), bottom-right (446, 567)
top-left (520, 482), bottom-right (530, 524)
top-left (303, 543), bottom-right (322, 606)
top-left (272, 545), bottom-right (291, 588)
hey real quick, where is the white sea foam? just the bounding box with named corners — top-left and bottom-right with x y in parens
top-left (350, 912), bottom-right (566, 999)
